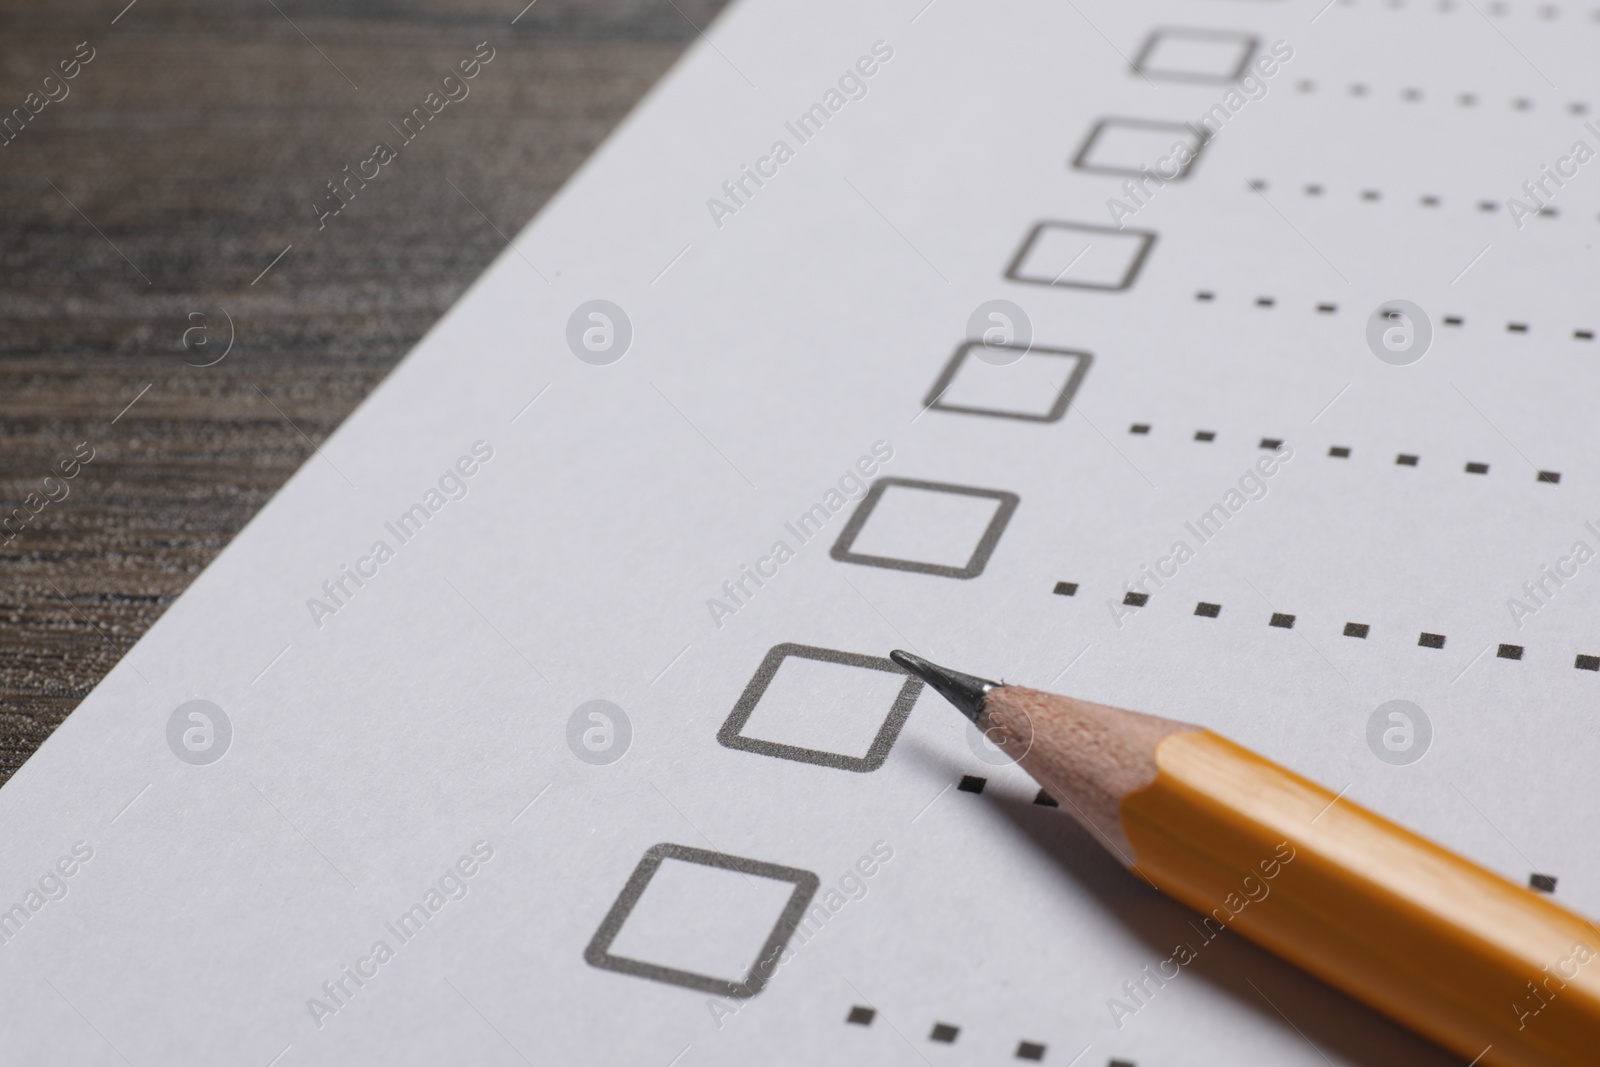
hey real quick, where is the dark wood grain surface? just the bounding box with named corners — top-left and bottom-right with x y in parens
top-left (0, 0), bottom-right (724, 783)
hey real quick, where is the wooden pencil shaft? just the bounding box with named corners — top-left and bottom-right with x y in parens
top-left (979, 685), bottom-right (1600, 1067)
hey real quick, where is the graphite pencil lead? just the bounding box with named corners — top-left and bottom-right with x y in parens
top-left (888, 650), bottom-right (998, 724)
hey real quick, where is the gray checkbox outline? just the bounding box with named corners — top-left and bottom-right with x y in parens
top-left (925, 341), bottom-right (1092, 423)
top-left (830, 477), bottom-right (1020, 579)
top-left (717, 643), bottom-right (924, 772)
top-left (1004, 220), bottom-right (1157, 292)
top-left (1131, 27), bottom-right (1259, 84)
top-left (1071, 117), bottom-right (1206, 180)
top-left (583, 842), bottom-right (820, 999)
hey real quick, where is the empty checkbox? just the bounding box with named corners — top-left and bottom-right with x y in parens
top-left (1072, 118), bottom-right (1205, 179)
top-left (924, 341), bottom-right (1092, 422)
top-left (831, 478), bottom-right (1019, 579)
top-left (1133, 27), bottom-right (1258, 83)
top-left (1004, 221), bottom-right (1156, 292)
top-left (584, 843), bottom-right (819, 998)
top-left (718, 644), bottom-right (922, 772)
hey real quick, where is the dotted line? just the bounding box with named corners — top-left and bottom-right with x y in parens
top-left (1195, 290), bottom-right (1595, 343)
top-left (1335, 0), bottom-right (1593, 21)
top-left (1050, 584), bottom-right (1600, 671)
top-left (1245, 179), bottom-right (1598, 226)
top-left (843, 1004), bottom-right (1054, 1061)
top-left (1121, 428), bottom-right (1563, 485)
top-left (1295, 78), bottom-right (1590, 113)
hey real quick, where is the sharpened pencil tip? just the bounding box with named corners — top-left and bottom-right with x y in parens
top-left (889, 650), bottom-right (999, 724)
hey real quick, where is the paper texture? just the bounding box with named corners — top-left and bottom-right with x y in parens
top-left (3, 1), bottom-right (1598, 1063)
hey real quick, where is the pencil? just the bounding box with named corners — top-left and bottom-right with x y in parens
top-left (889, 650), bottom-right (1600, 1066)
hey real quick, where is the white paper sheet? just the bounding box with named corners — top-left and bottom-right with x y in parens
top-left (5, 1), bottom-right (1600, 1063)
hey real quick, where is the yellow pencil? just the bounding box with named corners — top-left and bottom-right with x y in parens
top-left (890, 650), bottom-right (1600, 1066)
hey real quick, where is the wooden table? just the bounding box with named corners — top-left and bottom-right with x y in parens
top-left (0, 0), bottom-right (723, 782)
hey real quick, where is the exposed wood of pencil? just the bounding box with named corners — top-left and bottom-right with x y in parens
top-left (980, 684), bottom-right (1600, 1067)
top-left (979, 684), bottom-right (1192, 860)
